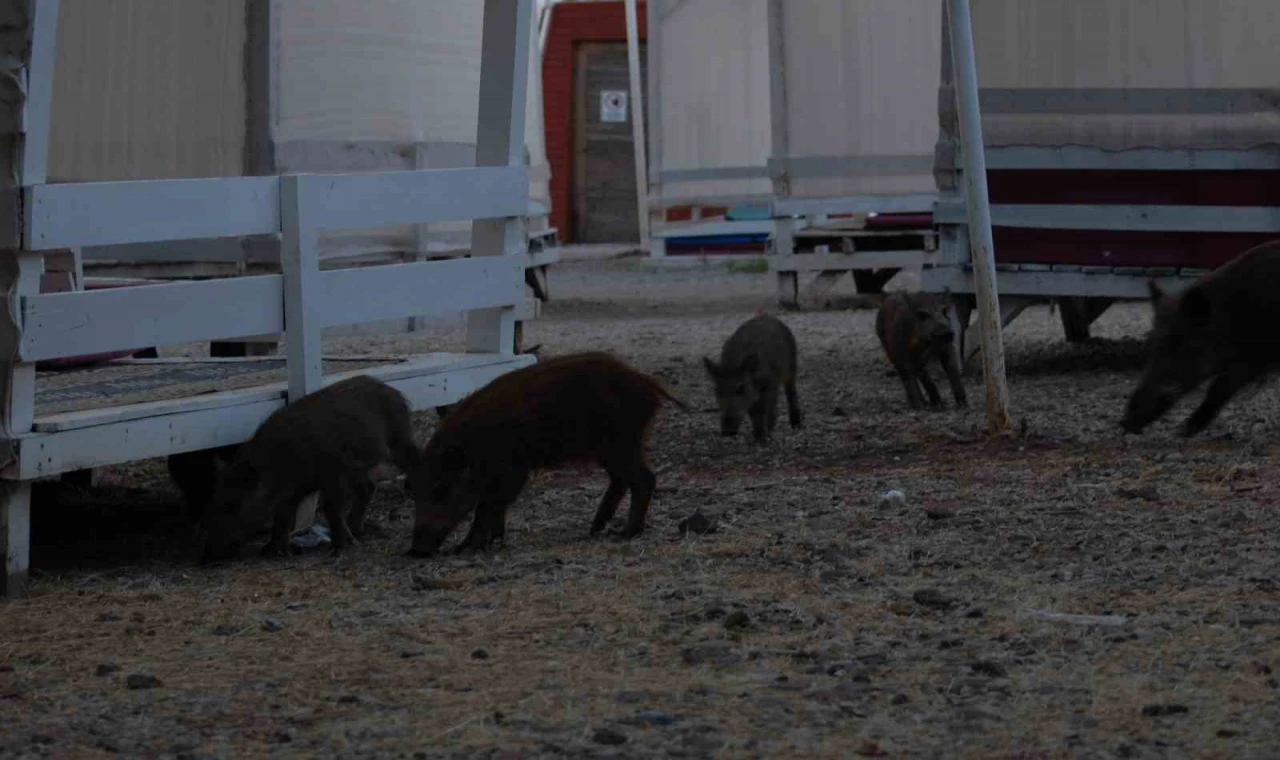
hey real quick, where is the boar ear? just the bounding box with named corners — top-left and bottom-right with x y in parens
top-left (702, 356), bottom-right (720, 378)
top-left (1179, 287), bottom-right (1212, 325)
top-left (1147, 280), bottom-right (1165, 304)
top-left (741, 354), bottom-right (759, 373)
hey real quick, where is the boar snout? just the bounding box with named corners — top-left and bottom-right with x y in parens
top-left (409, 517), bottom-right (455, 558)
top-left (1121, 384), bottom-right (1180, 435)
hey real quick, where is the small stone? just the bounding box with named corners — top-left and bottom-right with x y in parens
top-left (1217, 729), bottom-right (1239, 738)
top-left (0, 664), bottom-right (11, 673)
top-left (593, 728), bottom-right (628, 746)
top-left (1141, 703), bottom-right (1189, 717)
top-left (681, 640), bottom-right (740, 665)
top-left (965, 608), bottom-right (985, 619)
top-left (970, 660), bottom-right (1006, 678)
top-left (212, 624), bottom-right (239, 637)
top-left (95, 662), bottom-right (120, 677)
top-left (125, 673), bottom-right (162, 690)
top-left (877, 490), bottom-right (906, 509)
top-left (400, 650), bottom-right (425, 659)
top-left (471, 648), bottom-right (489, 660)
top-left (1115, 484), bottom-right (1160, 502)
top-left (832, 406), bottom-right (848, 418)
top-left (284, 602), bottom-right (308, 612)
top-left (678, 510), bottom-right (717, 536)
top-left (856, 741), bottom-right (889, 757)
top-left (337, 694), bottom-right (361, 704)
top-left (924, 505), bottom-right (955, 520)
top-left (627, 710), bottom-right (679, 727)
top-left (261, 619), bottom-right (284, 633)
top-left (130, 612), bottom-right (146, 623)
top-left (96, 612), bottom-right (120, 623)
top-left (891, 693), bottom-right (910, 705)
top-left (723, 611), bottom-right (751, 630)
top-left (270, 730), bottom-right (293, 744)
top-left (913, 589), bottom-right (954, 609)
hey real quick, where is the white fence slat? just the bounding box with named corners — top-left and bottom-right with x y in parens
top-left (21, 0), bottom-right (60, 186)
top-left (281, 175), bottom-right (322, 402)
top-left (25, 177), bottom-right (281, 249)
top-left (318, 257), bottom-right (522, 328)
top-left (18, 276), bottom-right (284, 362)
top-left (296, 166), bottom-right (529, 233)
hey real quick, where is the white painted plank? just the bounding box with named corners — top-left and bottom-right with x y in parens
top-left (19, 275), bottom-right (284, 362)
top-left (281, 175), bottom-right (322, 401)
top-left (296, 166), bottom-right (529, 232)
top-left (318, 257), bottom-right (523, 328)
top-left (770, 251), bottom-right (925, 272)
top-left (21, 0), bottom-right (60, 186)
top-left (921, 266), bottom-right (1195, 300)
top-left (652, 219), bottom-right (776, 238)
top-left (935, 201), bottom-right (1280, 233)
top-left (25, 176), bottom-right (281, 249)
top-left (4, 254), bottom-right (43, 434)
top-left (772, 193), bottom-right (938, 217)
top-left (1, 482), bottom-right (31, 598)
top-left (383, 354), bottom-right (535, 411)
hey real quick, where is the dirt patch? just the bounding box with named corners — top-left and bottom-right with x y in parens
top-left (5, 259), bottom-right (1280, 758)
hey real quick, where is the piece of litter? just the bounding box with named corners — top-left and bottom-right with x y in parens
top-left (290, 521), bottom-right (331, 549)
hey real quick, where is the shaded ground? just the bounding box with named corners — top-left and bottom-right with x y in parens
top-left (5, 255), bottom-right (1280, 758)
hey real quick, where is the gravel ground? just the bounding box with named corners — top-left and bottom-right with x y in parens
top-left (5, 253), bottom-right (1280, 758)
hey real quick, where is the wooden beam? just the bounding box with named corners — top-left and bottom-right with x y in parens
top-left (623, 0), bottom-right (650, 251)
top-left (468, 0), bottom-right (532, 356)
top-left (947, 0), bottom-right (1012, 432)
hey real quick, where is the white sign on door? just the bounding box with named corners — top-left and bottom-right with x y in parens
top-left (601, 90), bottom-right (628, 123)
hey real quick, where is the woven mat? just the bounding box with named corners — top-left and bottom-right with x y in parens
top-left (36, 358), bottom-right (402, 417)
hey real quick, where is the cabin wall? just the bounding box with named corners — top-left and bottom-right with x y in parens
top-left (47, 0), bottom-right (248, 182)
top-left (780, 0), bottom-right (940, 200)
top-left (651, 0), bottom-right (772, 204)
top-left (965, 0), bottom-right (1280, 151)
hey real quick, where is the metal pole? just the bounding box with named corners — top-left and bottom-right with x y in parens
top-left (623, 0), bottom-right (651, 250)
top-left (946, 0), bottom-right (1012, 432)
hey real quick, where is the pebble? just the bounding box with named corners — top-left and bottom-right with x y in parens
top-left (912, 589), bottom-right (954, 609)
top-left (678, 510), bottom-right (717, 536)
top-left (592, 728), bottom-right (628, 746)
top-left (681, 640), bottom-right (741, 665)
top-left (261, 619), bottom-right (284, 633)
top-left (877, 490), bottom-right (906, 509)
top-left (471, 648), bottom-right (489, 660)
top-left (1142, 703), bottom-right (1189, 717)
top-left (125, 673), bottom-right (162, 690)
top-left (95, 661), bottom-right (120, 677)
top-left (723, 610), bottom-right (751, 630)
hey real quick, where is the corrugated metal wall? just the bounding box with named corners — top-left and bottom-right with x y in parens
top-left (652, 0), bottom-right (772, 202)
top-left (781, 0), bottom-right (940, 200)
top-left (48, 0), bottom-right (247, 181)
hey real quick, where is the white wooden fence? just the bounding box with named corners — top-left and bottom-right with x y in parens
top-left (1, 0), bottom-right (539, 598)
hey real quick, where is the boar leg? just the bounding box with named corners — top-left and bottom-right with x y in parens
top-left (617, 456), bottom-right (657, 539)
top-left (939, 351), bottom-right (967, 408)
top-left (785, 378), bottom-right (804, 428)
top-left (347, 473), bottom-right (377, 539)
top-left (590, 476), bottom-right (629, 536)
top-left (915, 363), bottom-right (943, 408)
top-left (896, 364), bottom-right (925, 409)
top-left (1183, 370), bottom-right (1251, 437)
top-left (319, 476), bottom-right (360, 552)
top-left (262, 485), bottom-right (309, 558)
top-left (764, 384), bottom-right (781, 433)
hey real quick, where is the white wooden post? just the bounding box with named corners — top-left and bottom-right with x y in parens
top-left (3, 0), bottom-right (56, 599)
top-left (646, 0), bottom-right (665, 258)
top-left (946, 0), bottom-right (1011, 432)
top-left (468, 0), bottom-right (532, 356)
top-left (766, 0), bottom-right (798, 303)
top-left (280, 174), bottom-right (322, 402)
top-left (623, 0), bottom-right (650, 252)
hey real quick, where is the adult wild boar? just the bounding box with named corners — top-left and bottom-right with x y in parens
top-left (702, 314), bottom-right (803, 442)
top-left (202, 375), bottom-right (427, 562)
top-left (1122, 241), bottom-right (1280, 436)
top-left (409, 352), bottom-right (685, 556)
top-left (875, 292), bottom-right (966, 410)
